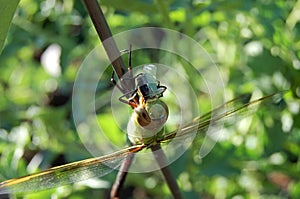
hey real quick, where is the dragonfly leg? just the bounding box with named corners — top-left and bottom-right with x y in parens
top-left (111, 70), bottom-right (139, 109)
top-left (128, 44), bottom-right (133, 79)
top-left (111, 70), bottom-right (126, 93)
top-left (118, 90), bottom-right (139, 108)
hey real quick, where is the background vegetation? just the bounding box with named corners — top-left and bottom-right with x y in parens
top-left (0, 0), bottom-right (300, 198)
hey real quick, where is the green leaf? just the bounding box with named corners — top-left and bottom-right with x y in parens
top-left (0, 0), bottom-right (20, 54)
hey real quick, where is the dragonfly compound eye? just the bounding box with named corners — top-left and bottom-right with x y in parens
top-left (142, 100), bottom-right (169, 130)
top-left (148, 103), bottom-right (168, 121)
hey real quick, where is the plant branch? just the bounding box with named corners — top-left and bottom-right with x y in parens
top-left (110, 153), bottom-right (135, 199)
top-left (151, 144), bottom-right (183, 199)
top-left (82, 0), bottom-right (126, 79)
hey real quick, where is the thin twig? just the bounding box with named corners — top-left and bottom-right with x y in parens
top-left (81, 2), bottom-right (134, 198)
top-left (151, 144), bottom-right (183, 199)
top-left (110, 153), bottom-right (135, 199)
top-left (82, 0), bottom-right (126, 79)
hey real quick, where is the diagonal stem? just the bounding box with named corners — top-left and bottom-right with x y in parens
top-left (81, 1), bottom-right (133, 198)
top-left (82, 0), bottom-right (126, 79)
top-left (151, 144), bottom-right (183, 199)
top-left (110, 153), bottom-right (135, 199)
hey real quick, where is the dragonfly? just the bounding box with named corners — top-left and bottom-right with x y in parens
top-left (0, 46), bottom-right (285, 196)
top-left (111, 47), bottom-right (169, 146)
top-left (0, 0), bottom-right (288, 197)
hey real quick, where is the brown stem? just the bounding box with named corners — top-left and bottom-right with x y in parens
top-left (82, 0), bottom-right (126, 79)
top-left (151, 144), bottom-right (183, 199)
top-left (110, 153), bottom-right (135, 199)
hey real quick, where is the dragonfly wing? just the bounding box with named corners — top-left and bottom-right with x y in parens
top-left (199, 92), bottom-right (285, 157)
top-left (0, 145), bottom-right (144, 194)
top-left (160, 92), bottom-right (285, 157)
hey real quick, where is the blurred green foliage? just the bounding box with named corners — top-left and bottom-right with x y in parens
top-left (0, 0), bottom-right (300, 198)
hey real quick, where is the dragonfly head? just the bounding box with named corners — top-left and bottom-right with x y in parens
top-left (135, 73), bottom-right (166, 103)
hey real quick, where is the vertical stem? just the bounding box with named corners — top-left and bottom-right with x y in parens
top-left (151, 144), bottom-right (183, 199)
top-left (82, 0), bottom-right (126, 79)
